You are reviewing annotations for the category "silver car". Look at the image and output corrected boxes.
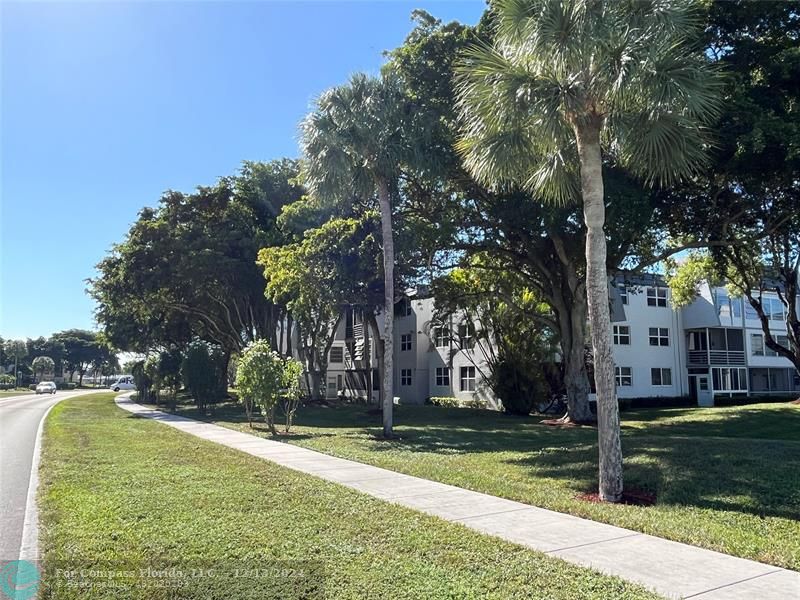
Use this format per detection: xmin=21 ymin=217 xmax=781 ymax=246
xmin=36 ymin=381 xmax=57 ymax=394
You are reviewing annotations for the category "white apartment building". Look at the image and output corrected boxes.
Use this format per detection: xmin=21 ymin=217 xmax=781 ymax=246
xmin=319 ymin=277 xmax=799 ymax=408
xmin=322 ymin=292 xmax=497 ymax=408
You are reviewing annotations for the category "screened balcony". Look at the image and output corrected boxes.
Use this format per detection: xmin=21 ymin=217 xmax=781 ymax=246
xmin=686 ymin=328 xmax=746 ymax=366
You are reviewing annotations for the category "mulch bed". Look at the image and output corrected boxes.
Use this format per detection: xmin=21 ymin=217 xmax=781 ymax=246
xmin=540 ymin=417 xmax=596 ymax=428
xmin=541 ymin=418 xmax=580 ymax=428
xmin=577 ymin=488 xmax=656 ymax=507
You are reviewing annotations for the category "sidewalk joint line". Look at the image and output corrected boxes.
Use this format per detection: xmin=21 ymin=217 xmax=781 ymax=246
xmin=683 ymin=568 xmax=785 ymax=599
xmin=454 ymin=507 xmax=533 ymax=521
xmin=381 ymin=487 xmax=465 ymax=501
xmin=545 ymin=532 xmax=642 ymax=553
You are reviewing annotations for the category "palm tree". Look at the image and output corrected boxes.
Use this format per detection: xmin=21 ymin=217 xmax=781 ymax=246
xmin=301 ymin=74 xmax=416 ymax=438
xmin=456 ymin=0 xmax=721 ymax=501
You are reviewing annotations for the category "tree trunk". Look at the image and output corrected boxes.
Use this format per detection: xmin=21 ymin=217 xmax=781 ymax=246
xmin=286 ymin=312 xmax=294 ymax=358
xmin=310 ymin=368 xmax=325 ymax=401
xmin=366 ymin=311 xmax=384 ymax=407
xmin=377 ymin=178 xmax=394 ymax=438
xmin=575 ymin=120 xmax=623 ymax=503
xmin=563 ymin=346 xmax=592 ymax=421
xmin=553 ymin=290 xmax=594 ymax=422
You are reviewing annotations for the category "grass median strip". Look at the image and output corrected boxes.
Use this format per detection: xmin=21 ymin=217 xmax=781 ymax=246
xmin=39 ymin=393 xmax=661 ymax=599
xmin=167 ymin=399 xmax=800 ymax=571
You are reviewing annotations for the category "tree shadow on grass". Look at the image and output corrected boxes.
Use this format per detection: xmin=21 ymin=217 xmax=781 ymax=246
xmin=507 ymin=433 xmax=800 ymax=521
xmin=152 ymin=400 xmax=800 ymax=521
xmin=620 ymin=403 xmax=800 ymax=442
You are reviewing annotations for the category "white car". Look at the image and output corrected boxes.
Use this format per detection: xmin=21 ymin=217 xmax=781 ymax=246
xmin=109 ymin=376 xmax=135 ymax=392
xmin=36 ymin=381 xmax=57 ymax=394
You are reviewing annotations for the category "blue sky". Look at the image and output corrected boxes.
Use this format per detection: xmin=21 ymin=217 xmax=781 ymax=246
xmin=1 ymin=1 xmax=485 ymax=340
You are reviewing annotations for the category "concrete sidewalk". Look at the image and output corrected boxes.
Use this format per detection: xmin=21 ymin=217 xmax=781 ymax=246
xmin=115 ymin=395 xmax=799 ymax=600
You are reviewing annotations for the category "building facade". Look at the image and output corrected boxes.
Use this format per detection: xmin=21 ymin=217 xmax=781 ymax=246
xmin=321 ymin=295 xmax=497 ymax=408
xmin=318 ymin=279 xmax=799 ymax=407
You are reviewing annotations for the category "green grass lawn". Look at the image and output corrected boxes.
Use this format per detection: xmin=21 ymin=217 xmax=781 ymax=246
xmin=166 ymin=398 xmax=800 ymax=571
xmin=39 ymin=393 xmax=661 ymax=599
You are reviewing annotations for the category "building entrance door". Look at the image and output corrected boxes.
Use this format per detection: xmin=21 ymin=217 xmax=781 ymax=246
xmin=696 ymin=376 xmax=713 ymax=407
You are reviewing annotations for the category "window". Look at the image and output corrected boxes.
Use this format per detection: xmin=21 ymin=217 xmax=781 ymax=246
xmin=615 ymin=367 xmax=632 ymax=387
xmin=435 ymin=367 xmax=450 ymax=387
xmin=647 ymin=287 xmax=668 ymax=307
xmin=460 ymin=366 xmax=476 ymax=391
xmin=751 ymin=334 xmax=764 ymax=356
xmin=765 ymin=334 xmax=789 ymax=357
xmin=329 ymin=347 xmax=344 ymax=363
xmin=400 ymin=333 xmax=412 ymax=352
xmin=731 ymin=297 xmax=742 ymax=319
xmin=618 ymin=284 xmax=628 ymax=305
xmin=712 ymin=367 xmax=748 ymax=392
xmin=401 ymin=369 xmax=412 ymax=386
xmin=458 ymin=322 xmax=476 ymax=349
xmin=767 ymin=297 xmax=785 ymax=321
xmin=395 ymin=299 xmax=412 ymax=317
xmin=716 ymin=290 xmax=731 ymax=319
xmin=433 ymin=326 xmax=450 ymax=348
xmin=648 ymin=327 xmax=669 ymax=347
xmin=651 ymin=368 xmax=672 ymax=386
xmin=744 ymin=301 xmax=758 ymax=320
xmin=613 ymin=325 xmax=630 ymax=345
xmin=746 ymin=297 xmax=786 ymax=321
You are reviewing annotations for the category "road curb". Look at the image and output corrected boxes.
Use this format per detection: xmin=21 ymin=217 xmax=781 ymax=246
xmin=18 ymin=391 xmax=97 ymax=561
xmin=18 ymin=401 xmax=61 ymax=561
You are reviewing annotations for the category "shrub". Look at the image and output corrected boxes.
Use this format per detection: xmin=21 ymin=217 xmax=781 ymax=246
xmin=29 ymin=384 xmax=37 ymax=391
xmin=235 ymin=340 xmax=303 ymax=434
xmin=131 ymin=360 xmax=154 ymax=402
xmin=428 ymin=396 xmax=460 ymax=408
xmin=182 ymin=340 xmax=225 ymax=414
xmin=428 ymin=396 xmax=489 ymax=410
xmin=462 ymin=398 xmax=488 ymax=410
xmin=279 ymin=358 xmax=304 ymax=432
xmin=491 ymin=359 xmax=539 ymax=415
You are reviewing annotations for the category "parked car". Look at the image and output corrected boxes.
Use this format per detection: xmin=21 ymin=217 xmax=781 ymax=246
xmin=36 ymin=381 xmax=57 ymax=395
xmin=109 ymin=376 xmax=135 ymax=392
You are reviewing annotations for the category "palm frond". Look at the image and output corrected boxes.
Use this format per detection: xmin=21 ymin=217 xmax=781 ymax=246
xmin=522 ymin=148 xmax=581 ymax=205
xmin=613 ymin=110 xmax=711 ymax=186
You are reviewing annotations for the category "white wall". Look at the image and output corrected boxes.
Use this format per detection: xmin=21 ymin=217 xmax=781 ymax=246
xmin=611 ymin=285 xmax=685 ymax=398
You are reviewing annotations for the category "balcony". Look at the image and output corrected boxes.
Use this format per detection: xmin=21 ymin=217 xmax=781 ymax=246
xmin=687 ymin=350 xmax=746 ymax=366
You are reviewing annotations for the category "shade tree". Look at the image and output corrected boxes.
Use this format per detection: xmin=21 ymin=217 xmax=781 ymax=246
xmin=258 ymin=213 xmax=384 ymax=401
xmin=89 ymin=160 xmax=305 ymax=357
xmin=385 ymin=10 xmax=670 ymax=425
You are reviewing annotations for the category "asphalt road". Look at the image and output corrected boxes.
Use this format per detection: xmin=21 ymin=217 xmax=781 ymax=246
xmin=0 ymin=390 xmax=95 ymax=562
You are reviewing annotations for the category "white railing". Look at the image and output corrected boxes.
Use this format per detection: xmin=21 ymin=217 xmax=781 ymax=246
xmin=687 ymin=350 xmax=745 ymax=365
